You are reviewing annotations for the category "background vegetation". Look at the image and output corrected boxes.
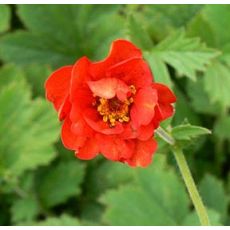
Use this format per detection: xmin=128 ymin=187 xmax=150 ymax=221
xmin=0 ymin=4 xmax=229 ymax=226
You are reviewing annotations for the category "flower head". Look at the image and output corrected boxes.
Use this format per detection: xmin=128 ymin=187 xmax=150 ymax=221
xmin=45 ymin=39 xmax=176 ymax=167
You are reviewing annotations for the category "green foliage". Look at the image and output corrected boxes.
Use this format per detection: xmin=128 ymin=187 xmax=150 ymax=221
xmin=0 ymin=66 xmax=59 ymax=180
xmin=0 ymin=5 xmax=125 ymax=67
xmin=0 ymin=4 xmax=229 ymax=227
xmin=100 ymin=155 xmax=191 ymax=226
xmin=199 ymin=174 xmax=229 ymax=223
xmin=0 ymin=5 xmax=10 ymax=33
xmin=172 ymin=123 xmax=211 ymax=141
xmin=23 ymin=214 xmax=81 ymax=226
xmin=183 ymin=209 xmax=221 ymax=226
xmin=37 ymin=160 xmax=85 ymax=208
xmin=203 ymin=62 xmax=230 ymax=109
xmin=153 ymin=31 xmax=219 ymax=80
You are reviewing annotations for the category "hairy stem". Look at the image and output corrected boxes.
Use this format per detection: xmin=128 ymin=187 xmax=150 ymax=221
xmin=156 ymin=127 xmax=210 ymax=226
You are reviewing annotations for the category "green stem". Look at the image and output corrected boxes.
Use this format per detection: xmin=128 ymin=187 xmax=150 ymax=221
xmin=156 ymin=127 xmax=210 ymax=226
xmin=173 ymin=146 xmax=210 ymax=226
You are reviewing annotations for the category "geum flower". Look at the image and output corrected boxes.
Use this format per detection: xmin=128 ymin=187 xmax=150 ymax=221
xmin=45 ymin=40 xmax=176 ymax=167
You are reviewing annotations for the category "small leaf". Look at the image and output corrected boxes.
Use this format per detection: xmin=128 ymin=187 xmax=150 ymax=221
xmin=0 ymin=5 xmax=10 ymax=33
xmin=37 ymin=160 xmax=85 ymax=208
xmin=172 ymin=123 xmax=211 ymax=141
xmin=154 ymin=31 xmax=219 ymax=80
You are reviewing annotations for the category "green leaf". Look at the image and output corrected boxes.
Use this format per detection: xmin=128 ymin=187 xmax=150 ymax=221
xmin=183 ymin=209 xmax=222 ymax=226
xmin=187 ymin=13 xmax=216 ymax=47
xmin=0 ymin=5 xmax=125 ymax=67
xmin=24 ymin=64 xmax=52 ymax=97
xmin=127 ymin=15 xmax=153 ymax=50
xmin=11 ymin=196 xmax=39 ymax=224
xmin=0 ymin=5 xmax=10 ymax=33
xmin=22 ymin=214 xmax=81 ymax=226
xmin=186 ymin=77 xmax=222 ymax=115
xmin=199 ymin=174 xmax=229 ymax=223
xmin=100 ymin=155 xmax=190 ymax=226
xmin=172 ymin=123 xmax=211 ymax=141
xmin=144 ymin=52 xmax=172 ymax=88
xmin=203 ymin=62 xmax=230 ymax=109
xmin=214 ymin=116 xmax=230 ymax=140
xmin=154 ymin=31 xmax=219 ymax=80
xmin=0 ymin=66 xmax=59 ymax=180
xmin=37 ymin=160 xmax=85 ymax=208
xmin=202 ymin=5 xmax=230 ymax=48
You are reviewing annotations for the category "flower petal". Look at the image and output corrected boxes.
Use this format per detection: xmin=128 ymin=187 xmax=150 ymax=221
xmin=84 ymin=109 xmax=124 ymax=135
xmin=131 ymin=87 xmax=158 ymax=127
xmin=61 ymin=117 xmax=86 ymax=150
xmin=127 ymin=138 xmax=157 ymax=167
xmin=152 ymin=83 xmax=176 ymax=120
xmin=45 ymin=66 xmax=72 ymax=117
xmin=107 ymin=58 xmax=153 ymax=89
xmin=90 ymin=39 xmax=142 ymax=80
xmin=70 ymin=56 xmax=91 ymax=101
xmin=152 ymin=83 xmax=176 ymax=104
xmin=87 ymin=78 xmax=130 ymax=101
xmin=97 ymin=134 xmax=134 ymax=161
xmin=76 ymin=138 xmax=99 ymax=160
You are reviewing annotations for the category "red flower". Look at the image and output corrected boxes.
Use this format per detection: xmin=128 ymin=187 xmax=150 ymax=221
xmin=45 ymin=40 xmax=176 ymax=167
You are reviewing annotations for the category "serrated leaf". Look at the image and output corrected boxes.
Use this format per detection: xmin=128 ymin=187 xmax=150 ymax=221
xmin=37 ymin=160 xmax=85 ymax=208
xmin=100 ymin=155 xmax=190 ymax=226
xmin=144 ymin=52 xmax=172 ymax=88
xmin=0 ymin=5 xmax=125 ymax=67
xmin=214 ymin=116 xmax=230 ymax=140
xmin=0 ymin=66 xmax=59 ymax=179
xmin=203 ymin=61 xmax=230 ymax=109
xmin=172 ymin=123 xmax=211 ymax=141
xmin=183 ymin=209 xmax=222 ymax=226
xmin=127 ymin=15 xmax=153 ymax=50
xmin=199 ymin=174 xmax=229 ymax=223
xmin=0 ymin=5 xmax=10 ymax=33
xmin=154 ymin=31 xmax=219 ymax=80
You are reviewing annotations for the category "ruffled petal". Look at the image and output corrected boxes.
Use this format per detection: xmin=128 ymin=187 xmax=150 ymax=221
xmin=70 ymin=56 xmax=91 ymax=101
xmin=152 ymin=83 xmax=176 ymax=104
xmin=45 ymin=66 xmax=72 ymax=118
xmin=127 ymin=138 xmax=157 ymax=167
xmin=87 ymin=78 xmax=130 ymax=101
xmin=130 ymin=87 xmax=158 ymax=127
xmin=97 ymin=134 xmax=134 ymax=161
xmin=90 ymin=39 xmax=142 ymax=80
xmin=76 ymin=138 xmax=99 ymax=160
xmin=152 ymin=83 xmax=176 ymax=120
xmin=84 ymin=109 xmax=124 ymax=135
xmin=107 ymin=58 xmax=153 ymax=89
xmin=61 ymin=117 xmax=86 ymax=150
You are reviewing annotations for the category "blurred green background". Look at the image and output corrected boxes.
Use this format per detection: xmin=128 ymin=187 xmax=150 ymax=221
xmin=0 ymin=4 xmax=230 ymax=226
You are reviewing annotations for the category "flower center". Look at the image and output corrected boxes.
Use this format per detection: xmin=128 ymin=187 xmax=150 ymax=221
xmin=96 ymin=85 xmax=136 ymax=127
